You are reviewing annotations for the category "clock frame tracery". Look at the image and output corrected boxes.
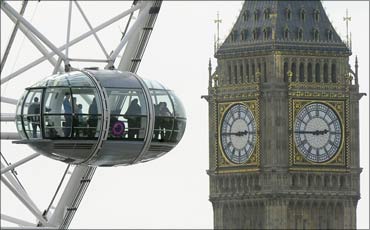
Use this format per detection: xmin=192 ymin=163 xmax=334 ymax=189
xmin=289 ymin=98 xmax=349 ymax=170
xmin=217 ymin=100 xmax=260 ymax=172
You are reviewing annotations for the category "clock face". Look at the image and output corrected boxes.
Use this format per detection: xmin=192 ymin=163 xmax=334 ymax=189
xmin=220 ymin=104 xmax=257 ymax=164
xmin=294 ymin=102 xmax=342 ymax=163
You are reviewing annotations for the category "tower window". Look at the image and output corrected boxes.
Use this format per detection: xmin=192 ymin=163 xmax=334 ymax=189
xmin=286 ymin=8 xmax=292 ymax=20
xmin=264 ymin=9 xmax=270 ymax=20
xmin=243 ymin=11 xmax=249 ymax=21
xmin=298 ymin=28 xmax=303 ymax=40
xmin=291 ymin=62 xmax=297 ymax=82
xmin=254 ymin=10 xmax=259 ymax=21
xmin=328 ymin=30 xmax=333 ymax=41
xmin=331 ymin=63 xmax=337 ymax=83
xmin=299 ymin=63 xmax=304 ymax=82
xmin=241 ymin=29 xmax=248 ymax=41
xmin=253 ymin=29 xmax=258 ymax=40
xmin=308 ymin=63 xmax=313 ymax=82
xmin=300 ymin=9 xmax=306 ymax=21
xmin=315 ymin=63 xmax=321 ymax=82
xmin=234 ymin=65 xmax=238 ymax=83
xmin=314 ymin=9 xmax=320 ymax=22
xmin=283 ymin=62 xmax=288 ymax=82
xmin=284 ymin=28 xmax=290 ymax=39
xmin=228 ymin=65 xmax=232 ymax=84
xmin=323 ymin=63 xmax=329 ymax=82
xmin=231 ymin=30 xmax=238 ymax=42
xmin=263 ymin=28 xmax=269 ymax=40
xmin=313 ymin=29 xmax=320 ymax=41
xmin=240 ymin=64 xmax=244 ymax=82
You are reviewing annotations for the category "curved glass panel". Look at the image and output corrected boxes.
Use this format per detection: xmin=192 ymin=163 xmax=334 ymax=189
xmin=106 ymin=88 xmax=147 ymax=141
xmin=30 ymin=77 xmax=49 ymax=87
xmin=143 ymin=79 xmax=168 ymax=90
xmin=16 ymin=91 xmax=27 ymax=139
xmin=46 ymin=74 xmax=69 ymax=87
xmin=93 ymin=70 xmax=142 ymax=89
xmin=22 ymin=89 xmax=42 ymax=139
xmin=168 ymin=91 xmax=186 ymax=118
xmin=150 ymin=90 xmax=175 ymax=142
xmin=43 ymin=87 xmax=102 ymax=139
xmin=66 ymin=72 xmax=95 ymax=87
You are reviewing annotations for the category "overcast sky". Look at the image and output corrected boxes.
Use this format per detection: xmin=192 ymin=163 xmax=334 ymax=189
xmin=1 ymin=1 xmax=368 ymax=229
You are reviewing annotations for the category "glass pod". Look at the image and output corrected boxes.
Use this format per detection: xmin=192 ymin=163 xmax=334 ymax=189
xmin=15 ymin=70 xmax=186 ymax=166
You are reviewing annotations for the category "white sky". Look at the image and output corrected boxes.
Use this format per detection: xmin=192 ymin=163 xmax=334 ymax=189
xmin=1 ymin=1 xmax=368 ymax=229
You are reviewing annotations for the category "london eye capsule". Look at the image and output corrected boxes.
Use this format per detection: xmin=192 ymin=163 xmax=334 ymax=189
xmin=14 ymin=70 xmax=186 ymax=166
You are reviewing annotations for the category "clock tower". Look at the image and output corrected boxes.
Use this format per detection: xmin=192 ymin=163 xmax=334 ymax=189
xmin=205 ymin=1 xmax=364 ymax=229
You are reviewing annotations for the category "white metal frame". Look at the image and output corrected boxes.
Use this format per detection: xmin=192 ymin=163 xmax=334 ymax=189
xmin=1 ymin=1 xmax=162 ymax=228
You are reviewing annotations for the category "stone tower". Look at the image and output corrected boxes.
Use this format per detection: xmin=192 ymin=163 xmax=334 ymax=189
xmin=205 ymin=1 xmax=364 ymax=229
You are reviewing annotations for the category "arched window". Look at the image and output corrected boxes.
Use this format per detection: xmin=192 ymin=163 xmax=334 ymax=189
xmin=253 ymin=29 xmax=258 ymax=40
xmin=307 ymin=63 xmax=313 ymax=82
xmin=228 ymin=65 xmax=232 ymax=84
xmin=283 ymin=62 xmax=289 ymax=82
xmin=328 ymin=30 xmax=333 ymax=41
xmin=243 ymin=11 xmax=249 ymax=21
xmin=246 ymin=63 xmax=250 ymax=82
xmin=314 ymin=29 xmax=320 ymax=41
xmin=252 ymin=63 xmax=256 ymax=81
xmin=331 ymin=63 xmax=337 ymax=83
xmin=298 ymin=28 xmax=304 ymax=41
xmin=284 ymin=28 xmax=290 ymax=39
xmin=263 ymin=28 xmax=269 ymax=40
xmin=240 ymin=64 xmax=244 ymax=83
xmin=300 ymin=9 xmax=306 ymax=21
xmin=264 ymin=9 xmax=270 ymax=20
xmin=315 ymin=63 xmax=321 ymax=82
xmin=263 ymin=62 xmax=267 ymax=82
xmin=292 ymin=62 xmax=297 ymax=82
xmin=241 ymin=29 xmax=248 ymax=41
xmin=231 ymin=30 xmax=238 ymax=42
xmin=299 ymin=63 xmax=305 ymax=82
xmin=314 ymin=9 xmax=320 ymax=22
xmin=254 ymin=10 xmax=259 ymax=21
xmin=234 ymin=65 xmax=238 ymax=83
xmin=323 ymin=63 xmax=329 ymax=82
xmin=286 ymin=8 xmax=292 ymax=20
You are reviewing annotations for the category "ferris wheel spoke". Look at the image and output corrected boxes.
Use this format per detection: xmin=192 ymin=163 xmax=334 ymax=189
xmin=73 ymin=1 xmax=109 ymax=59
xmin=1 ymin=1 xmax=146 ymax=85
xmin=0 ymin=0 xmax=28 ymax=74
xmin=1 ymin=153 xmax=41 ymax=175
xmin=65 ymin=1 xmax=72 ymax=61
xmin=1 ymin=175 xmax=48 ymax=226
xmin=1 ymin=1 xmax=69 ymax=66
xmin=1 ymin=213 xmax=36 ymax=227
xmin=3 ymin=9 xmax=63 ymax=73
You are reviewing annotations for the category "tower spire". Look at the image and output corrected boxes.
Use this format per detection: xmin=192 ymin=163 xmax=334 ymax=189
xmin=214 ymin=11 xmax=222 ymax=51
xmin=343 ymin=8 xmax=351 ymax=48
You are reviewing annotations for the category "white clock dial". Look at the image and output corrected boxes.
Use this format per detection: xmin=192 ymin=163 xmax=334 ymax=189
xmin=220 ymin=104 xmax=257 ymax=164
xmin=294 ymin=102 xmax=342 ymax=163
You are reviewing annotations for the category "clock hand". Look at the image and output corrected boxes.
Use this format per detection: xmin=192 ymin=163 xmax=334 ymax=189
xmin=221 ymin=130 xmax=255 ymax=136
xmin=295 ymin=129 xmax=329 ymax=136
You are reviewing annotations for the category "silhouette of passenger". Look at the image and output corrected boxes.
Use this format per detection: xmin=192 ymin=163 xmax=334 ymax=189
xmin=125 ymin=99 xmax=141 ymax=139
xmin=87 ymin=97 xmax=98 ymax=138
xmin=158 ymin=102 xmax=172 ymax=141
xmin=27 ymin=97 xmax=40 ymax=138
xmin=72 ymin=99 xmax=83 ymax=137
xmin=63 ymin=92 xmax=72 ymax=137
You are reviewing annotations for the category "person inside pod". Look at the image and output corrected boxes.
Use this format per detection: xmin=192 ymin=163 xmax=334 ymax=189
xmin=125 ymin=98 xmax=141 ymax=139
xmin=27 ymin=97 xmax=41 ymax=138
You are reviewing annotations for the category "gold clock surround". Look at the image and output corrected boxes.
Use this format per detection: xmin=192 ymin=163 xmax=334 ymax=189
xmin=217 ymin=100 xmax=260 ymax=173
xmin=289 ymin=98 xmax=349 ymax=171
